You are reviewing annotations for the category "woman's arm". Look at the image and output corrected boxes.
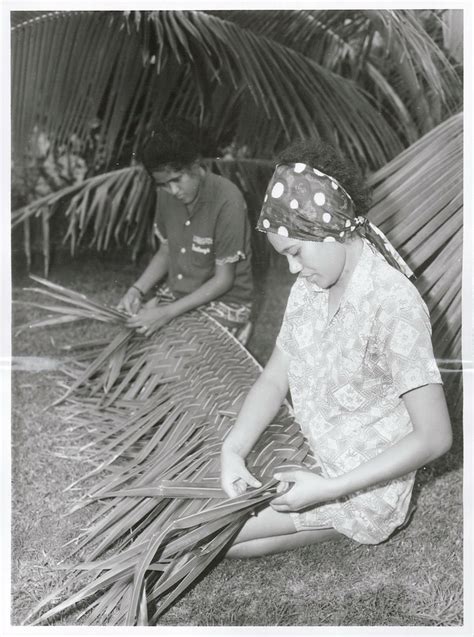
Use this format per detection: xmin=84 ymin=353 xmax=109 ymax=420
xmin=221 ymin=346 xmax=290 ymax=497
xmin=271 ymin=383 xmax=452 ymax=512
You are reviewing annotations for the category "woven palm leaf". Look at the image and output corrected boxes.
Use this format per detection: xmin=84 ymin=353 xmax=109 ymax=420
xmin=21 ymin=277 xmax=317 ymax=626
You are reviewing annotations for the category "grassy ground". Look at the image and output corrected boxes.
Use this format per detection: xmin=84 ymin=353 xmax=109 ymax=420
xmin=10 ymin=248 xmax=463 ymax=627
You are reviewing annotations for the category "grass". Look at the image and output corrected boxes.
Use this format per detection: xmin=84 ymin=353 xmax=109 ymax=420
xmin=10 ymin=247 xmax=463 ymax=627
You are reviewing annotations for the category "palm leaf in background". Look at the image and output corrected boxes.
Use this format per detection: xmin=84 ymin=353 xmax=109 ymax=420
xmin=11 ymin=158 xmax=275 ymax=268
xmin=19 ymin=278 xmax=317 ymax=626
xmin=11 ymin=10 xmax=461 ymax=173
xmin=11 ymin=9 xmax=463 ymax=291
xmin=368 ymin=112 xmax=463 ymax=410
xmin=213 ymin=9 xmax=461 ymax=143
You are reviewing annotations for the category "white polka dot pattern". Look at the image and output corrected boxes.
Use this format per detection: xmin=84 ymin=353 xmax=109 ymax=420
xmin=257 ymin=162 xmax=414 ymax=279
xmin=271 ymin=182 xmax=284 ymax=198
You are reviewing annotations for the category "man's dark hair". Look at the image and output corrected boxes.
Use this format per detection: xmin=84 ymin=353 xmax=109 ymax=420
xmin=140 ymin=118 xmax=201 ymax=174
xmin=276 ymin=140 xmax=372 ymax=215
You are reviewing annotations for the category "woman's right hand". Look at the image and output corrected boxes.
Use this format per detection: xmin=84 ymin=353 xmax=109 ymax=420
xmin=117 ymin=287 xmax=143 ymax=315
xmin=220 ymin=448 xmax=262 ymax=498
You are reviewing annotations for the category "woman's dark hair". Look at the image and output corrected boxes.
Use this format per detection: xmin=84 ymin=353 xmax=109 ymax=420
xmin=140 ymin=118 xmax=201 ymax=174
xmin=276 ymin=140 xmax=372 ymax=215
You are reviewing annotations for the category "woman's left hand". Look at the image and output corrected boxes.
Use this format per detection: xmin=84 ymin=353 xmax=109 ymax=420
xmin=126 ymin=305 xmax=175 ymax=336
xmin=270 ymin=469 xmax=340 ymax=512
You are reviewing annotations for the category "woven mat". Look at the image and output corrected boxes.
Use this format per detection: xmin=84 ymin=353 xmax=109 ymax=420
xmin=27 ymin=309 xmax=317 ymax=625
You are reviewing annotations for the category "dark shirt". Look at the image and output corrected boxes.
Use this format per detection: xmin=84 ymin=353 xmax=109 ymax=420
xmin=154 ymin=170 xmax=253 ymax=306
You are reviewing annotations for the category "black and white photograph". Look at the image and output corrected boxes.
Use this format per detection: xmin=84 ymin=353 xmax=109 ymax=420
xmin=3 ymin=2 xmax=472 ymax=633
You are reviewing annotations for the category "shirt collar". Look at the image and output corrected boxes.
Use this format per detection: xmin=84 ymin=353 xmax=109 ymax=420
xmin=342 ymin=239 xmax=377 ymax=309
xmin=188 ymin=168 xmax=211 ymax=213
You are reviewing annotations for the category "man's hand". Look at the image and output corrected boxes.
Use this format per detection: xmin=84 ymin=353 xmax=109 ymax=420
xmin=221 ymin=449 xmax=262 ymax=498
xmin=270 ymin=469 xmax=340 ymax=512
xmin=126 ymin=304 xmax=175 ymax=337
xmin=117 ymin=287 xmax=143 ymax=315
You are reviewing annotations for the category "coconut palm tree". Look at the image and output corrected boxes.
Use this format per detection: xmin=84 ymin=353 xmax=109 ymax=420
xmin=10 ymin=9 xmax=461 ymax=247
xmin=11 ymin=9 xmax=461 ymax=168
xmin=11 ymin=9 xmax=463 ymax=402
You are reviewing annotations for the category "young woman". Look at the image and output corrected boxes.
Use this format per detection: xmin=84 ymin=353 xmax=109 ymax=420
xmin=220 ymin=142 xmax=452 ymax=558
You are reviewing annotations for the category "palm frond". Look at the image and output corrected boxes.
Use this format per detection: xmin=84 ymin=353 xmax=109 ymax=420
xmin=21 ymin=279 xmax=318 ymax=625
xmin=11 ymin=8 xmax=463 ymax=284
xmin=12 ymin=9 xmax=411 ymax=176
xmin=212 ymin=9 xmax=461 ymax=142
xmin=12 ymin=158 xmax=275 ymax=268
xmin=442 ymin=9 xmax=463 ymax=62
xmin=368 ymin=111 xmax=463 ymax=409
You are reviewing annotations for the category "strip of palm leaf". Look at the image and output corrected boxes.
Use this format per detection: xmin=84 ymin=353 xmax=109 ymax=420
xmin=21 ymin=278 xmax=317 ymax=626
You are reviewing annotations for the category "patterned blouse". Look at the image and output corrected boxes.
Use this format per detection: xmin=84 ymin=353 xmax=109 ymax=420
xmin=276 ymin=240 xmax=442 ymax=544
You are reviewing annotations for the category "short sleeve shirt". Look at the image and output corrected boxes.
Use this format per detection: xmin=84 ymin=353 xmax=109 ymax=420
xmin=153 ymin=171 xmax=253 ymax=306
xmin=277 ymin=240 xmax=442 ymax=544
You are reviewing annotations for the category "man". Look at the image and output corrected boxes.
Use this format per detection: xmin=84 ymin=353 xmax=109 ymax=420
xmin=118 ymin=119 xmax=253 ymax=344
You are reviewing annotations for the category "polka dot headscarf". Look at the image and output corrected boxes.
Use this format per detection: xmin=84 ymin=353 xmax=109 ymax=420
xmin=257 ymin=162 xmax=414 ymax=279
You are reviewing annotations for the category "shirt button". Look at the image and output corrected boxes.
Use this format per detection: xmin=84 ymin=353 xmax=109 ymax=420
xmin=180 ymin=247 xmax=186 ymax=254
xmin=184 ymin=220 xmax=191 ymax=226
xmin=177 ymin=274 xmax=183 ymax=280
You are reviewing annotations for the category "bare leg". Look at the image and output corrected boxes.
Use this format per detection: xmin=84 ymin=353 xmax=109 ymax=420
xmin=226 ymin=505 xmax=340 ymax=559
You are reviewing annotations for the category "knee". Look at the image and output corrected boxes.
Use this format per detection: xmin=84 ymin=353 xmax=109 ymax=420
xmin=225 ymin=543 xmax=252 ymax=559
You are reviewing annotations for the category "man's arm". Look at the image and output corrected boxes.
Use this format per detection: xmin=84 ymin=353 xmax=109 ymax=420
xmin=127 ymin=261 xmax=236 ymax=336
xmin=118 ymin=243 xmax=170 ymax=314
xmin=167 ymin=261 xmax=235 ymax=315
xmin=134 ymin=243 xmax=170 ymax=294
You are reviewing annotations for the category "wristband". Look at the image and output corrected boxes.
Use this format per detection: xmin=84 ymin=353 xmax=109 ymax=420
xmin=131 ymin=284 xmax=144 ymax=298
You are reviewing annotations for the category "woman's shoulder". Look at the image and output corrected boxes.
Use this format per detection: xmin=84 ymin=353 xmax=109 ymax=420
xmin=369 ymin=249 xmax=427 ymax=312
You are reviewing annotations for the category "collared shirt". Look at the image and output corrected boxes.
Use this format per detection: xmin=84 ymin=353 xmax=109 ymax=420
xmin=153 ymin=170 xmax=253 ymax=306
xmin=277 ymin=240 xmax=442 ymax=544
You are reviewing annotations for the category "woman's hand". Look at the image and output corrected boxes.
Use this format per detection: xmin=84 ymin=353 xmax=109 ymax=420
xmin=126 ymin=304 xmax=175 ymax=336
xmin=270 ymin=469 xmax=340 ymax=512
xmin=220 ymin=449 xmax=262 ymax=498
xmin=117 ymin=287 xmax=143 ymax=315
